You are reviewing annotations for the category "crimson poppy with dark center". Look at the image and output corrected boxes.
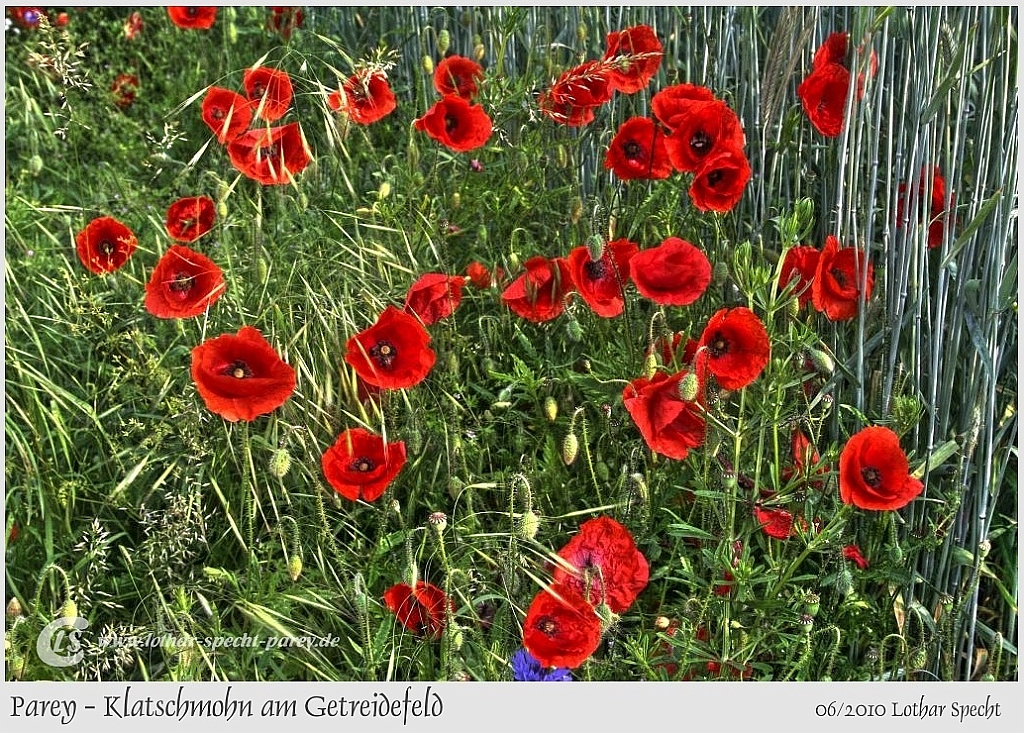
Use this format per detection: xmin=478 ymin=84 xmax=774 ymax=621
xmin=244 ymin=66 xmax=294 ymax=122
xmin=383 ymin=581 xmax=452 ymax=640
xmin=227 ymin=122 xmax=312 ymax=185
xmin=695 ymin=307 xmax=770 ymax=390
xmin=552 ymin=516 xmax=649 ymax=614
xmin=345 ymin=305 xmax=436 ymax=390
xmin=538 ymin=61 xmax=613 ymax=127
xmin=796 ymin=62 xmax=851 ymax=138
xmin=414 ymin=94 xmax=492 ymax=153
xmin=500 ymin=256 xmax=575 ymax=323
xmin=622 ymin=370 xmax=706 ymax=460
xmin=167 ymin=6 xmax=217 ymax=30
xmin=629 ymin=236 xmax=711 ymax=306
xmin=663 ymin=100 xmax=745 ymax=174
xmin=434 ymin=55 xmax=485 ymax=100
xmin=811 ymin=235 xmax=874 ymax=321
xmin=688 ymin=148 xmax=752 ymax=213
xmin=190 ymin=326 xmax=296 ymax=422
xmin=403 ymin=273 xmax=466 ymax=325
xmin=321 ymin=427 xmax=407 ymax=502
xmin=522 ymin=581 xmax=602 ymax=669
xmin=144 ymin=244 xmax=225 ymax=319
xmin=778 ymin=245 xmax=821 ymax=309
xmin=328 ymin=70 xmax=397 ymax=125
xmin=604 ymin=116 xmax=672 ymax=180
xmin=602 ymin=24 xmax=663 ymax=94
xmin=75 ymin=216 xmax=138 ymax=274
xmin=165 ymin=195 xmax=216 ymax=242
xmin=839 ymin=426 xmax=924 ymax=511
xmin=897 ymin=165 xmax=955 ymax=249
xmin=566 ymin=239 xmax=638 ymax=317
xmin=201 ymin=87 xmax=253 ymax=144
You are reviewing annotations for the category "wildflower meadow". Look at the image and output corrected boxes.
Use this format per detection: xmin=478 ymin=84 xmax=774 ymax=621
xmin=3 ymin=6 xmax=1018 ymax=686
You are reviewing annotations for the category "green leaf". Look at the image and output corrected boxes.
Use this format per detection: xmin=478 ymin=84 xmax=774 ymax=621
xmin=940 ymin=188 xmax=1005 ymax=270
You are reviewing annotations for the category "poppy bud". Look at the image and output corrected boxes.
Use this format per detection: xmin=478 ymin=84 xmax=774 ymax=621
xmin=562 ymin=432 xmax=579 ymax=465
xmin=287 ymin=554 xmax=302 ymax=581
xmin=228 ymin=22 xmax=238 ymax=45
xmin=558 ymin=145 xmax=571 ymax=170
xmin=268 ymin=448 xmax=292 ymax=479
xmin=422 ymin=55 xmax=434 ymax=75
xmin=448 ymin=625 xmax=463 ymax=650
xmin=570 ymin=195 xmax=584 ymax=223
xmin=712 ymin=260 xmax=730 ymax=287
xmin=515 ymin=510 xmax=540 ymax=541
xmin=804 ymin=347 xmax=835 ymax=377
xmin=378 ymin=181 xmax=391 ymax=200
xmin=60 ymin=599 xmax=78 ymax=630
xmin=257 ymin=257 xmax=269 ymax=283
xmin=586 ymin=234 xmax=605 ymax=262
xmin=566 ymin=317 xmax=583 ymax=342
xmin=786 ymin=296 xmax=800 ymax=320
xmin=642 ymin=353 xmax=658 ymax=380
xmin=6 ymin=597 xmax=23 ymax=619
xmin=473 ymin=43 xmax=486 ymax=62
xmin=448 ymin=476 xmax=464 ymax=500
xmin=678 ymin=372 xmax=700 ymax=401
xmin=508 ymin=251 xmax=520 ymax=269
xmin=451 ymin=191 xmax=460 ymax=209
xmin=595 ymin=602 xmax=618 ymax=632
xmin=629 ymin=473 xmax=649 ymax=503
xmin=889 ymin=545 xmax=904 ymax=564
xmin=436 ymin=29 xmax=450 ymax=56
xmin=543 ymin=396 xmax=558 ymax=422
xmin=909 ymin=646 xmax=928 ymax=668
xmin=595 ymin=460 xmax=610 ymax=482
xmin=28 ymin=155 xmax=43 ymax=175
xmin=407 ymin=426 xmax=423 ymax=455
xmin=576 ymin=22 xmax=588 ymax=42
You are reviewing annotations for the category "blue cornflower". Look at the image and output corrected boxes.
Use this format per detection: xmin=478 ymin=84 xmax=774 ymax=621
xmin=511 ymin=648 xmax=572 ymax=681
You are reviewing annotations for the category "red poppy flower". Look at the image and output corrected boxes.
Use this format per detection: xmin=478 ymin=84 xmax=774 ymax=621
xmin=813 ymin=31 xmax=878 ymax=80
xmin=522 ymin=581 xmax=602 ymax=669
xmin=796 ymin=63 xmax=851 ymax=138
xmin=755 ymin=506 xmax=795 ymax=539
xmin=604 ymin=116 xmax=672 ymax=180
xmin=689 ymin=148 xmax=752 ymax=213
xmin=778 ymin=245 xmax=821 ymax=308
xmin=403 ymin=273 xmax=466 ymax=326
xmin=695 ymin=307 xmax=771 ymax=391
xmin=843 ymin=544 xmax=870 ymax=570
xmin=123 ymin=11 xmax=144 ymax=40
xmin=267 ymin=6 xmax=303 ymax=39
xmin=552 ymin=516 xmax=649 ymax=614
xmin=500 ymin=256 xmax=575 ymax=323
xmin=328 ymin=70 xmax=397 ymax=125
xmin=322 ymin=427 xmax=407 ymax=502
xmin=110 ymin=73 xmax=139 ymax=109
xmin=244 ymin=66 xmax=294 ymax=123
xmin=663 ymin=100 xmax=745 ymax=174
xmin=651 ymin=83 xmax=716 ymax=130
xmin=602 ymin=24 xmax=663 ymax=94
xmin=190 ymin=326 xmax=296 ymax=422
xmin=165 ymin=195 xmax=215 ymax=242
xmin=465 ymin=261 xmax=501 ymax=289
xmin=414 ymin=95 xmax=492 ymax=153
xmin=227 ymin=122 xmax=312 ymax=186
xmin=784 ymin=427 xmax=828 ymax=490
xmin=383 ymin=581 xmax=452 ymax=640
xmin=434 ymin=55 xmax=485 ymax=100
xmin=897 ymin=166 xmax=954 ymax=249
xmin=75 ymin=216 xmax=138 ymax=274
xmin=567 ymin=239 xmax=638 ymax=318
xmin=811 ymin=235 xmax=874 ymax=321
xmin=622 ymin=370 xmax=706 ymax=461
xmin=839 ymin=426 xmax=924 ymax=511
xmin=144 ymin=245 xmax=225 ymax=319
xmin=629 ymin=236 xmax=711 ymax=307
xmin=201 ymin=86 xmax=253 ymax=144
xmin=345 ymin=305 xmax=436 ymax=390
xmin=538 ymin=61 xmax=613 ymax=127
xmin=167 ymin=7 xmax=216 ymax=30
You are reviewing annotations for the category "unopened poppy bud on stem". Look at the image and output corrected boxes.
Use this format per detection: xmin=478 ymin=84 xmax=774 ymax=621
xmin=515 ymin=510 xmax=540 ymax=541
xmin=804 ymin=347 xmax=834 ymax=377
xmin=269 ymin=448 xmax=292 ymax=479
xmin=562 ymin=432 xmax=579 ymax=466
xmin=543 ymin=396 xmax=558 ymax=422
xmin=642 ymin=353 xmax=658 ymax=380
xmin=436 ymin=29 xmax=450 ymax=56
xmin=586 ymin=234 xmax=605 ymax=261
xmin=421 ymin=55 xmax=434 ymax=75
xmin=678 ymin=371 xmax=700 ymax=401
xmin=60 ymin=599 xmax=78 ymax=629
xmin=287 ymin=554 xmax=303 ymax=581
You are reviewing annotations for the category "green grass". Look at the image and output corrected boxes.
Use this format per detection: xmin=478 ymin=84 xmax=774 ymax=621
xmin=3 ymin=6 xmax=1017 ymax=682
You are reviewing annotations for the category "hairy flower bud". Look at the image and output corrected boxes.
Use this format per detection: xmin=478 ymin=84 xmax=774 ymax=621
xmin=515 ymin=510 xmax=540 ymax=541
xmin=543 ymin=396 xmax=558 ymax=422
xmin=586 ymin=234 xmax=605 ymax=262
xmin=268 ymin=448 xmax=292 ymax=479
xmin=436 ymin=29 xmax=451 ymax=56
xmin=804 ymin=347 xmax=835 ymax=377
xmin=287 ymin=554 xmax=303 ymax=582
xmin=678 ymin=372 xmax=700 ymax=401
xmin=562 ymin=433 xmax=579 ymax=466
xmin=60 ymin=599 xmax=78 ymax=629
xmin=422 ymin=55 xmax=434 ymax=75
